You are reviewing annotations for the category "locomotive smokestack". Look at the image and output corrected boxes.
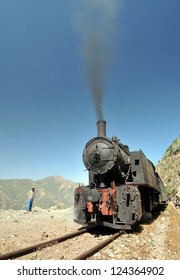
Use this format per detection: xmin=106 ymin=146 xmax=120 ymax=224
xmin=97 ymin=120 xmax=106 ymax=137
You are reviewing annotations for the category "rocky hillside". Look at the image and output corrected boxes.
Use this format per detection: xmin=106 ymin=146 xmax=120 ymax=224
xmin=0 ymin=176 xmax=78 ymax=210
xmin=156 ymin=135 xmax=180 ymax=198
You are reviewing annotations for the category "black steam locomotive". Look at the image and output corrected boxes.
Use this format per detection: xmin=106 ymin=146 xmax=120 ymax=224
xmin=74 ymin=120 xmax=167 ymax=230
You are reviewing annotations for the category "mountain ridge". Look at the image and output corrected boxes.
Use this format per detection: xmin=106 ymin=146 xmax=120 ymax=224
xmin=0 ymin=175 xmax=78 ymax=210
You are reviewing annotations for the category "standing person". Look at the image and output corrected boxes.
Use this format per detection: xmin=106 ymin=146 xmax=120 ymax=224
xmin=27 ymin=187 xmax=35 ymax=212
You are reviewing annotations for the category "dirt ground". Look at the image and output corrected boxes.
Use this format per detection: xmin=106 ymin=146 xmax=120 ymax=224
xmin=0 ymin=203 xmax=179 ymax=260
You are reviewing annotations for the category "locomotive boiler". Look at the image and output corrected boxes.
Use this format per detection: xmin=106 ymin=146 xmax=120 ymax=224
xmin=74 ymin=120 xmax=167 ymax=230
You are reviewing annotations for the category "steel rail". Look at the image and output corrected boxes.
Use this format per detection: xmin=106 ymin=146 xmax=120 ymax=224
xmin=0 ymin=228 xmax=87 ymax=260
xmin=73 ymin=231 xmax=122 ymax=260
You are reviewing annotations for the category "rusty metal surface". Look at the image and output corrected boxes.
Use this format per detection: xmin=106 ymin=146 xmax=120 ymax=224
xmin=73 ymin=231 xmax=122 ymax=260
xmin=0 ymin=228 xmax=87 ymax=260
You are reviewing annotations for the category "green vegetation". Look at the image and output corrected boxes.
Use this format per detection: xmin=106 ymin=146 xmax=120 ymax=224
xmin=165 ymin=135 xmax=180 ymax=157
xmin=156 ymin=135 xmax=180 ymax=197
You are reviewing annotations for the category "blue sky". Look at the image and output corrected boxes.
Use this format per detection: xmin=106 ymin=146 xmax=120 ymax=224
xmin=0 ymin=0 xmax=179 ymax=184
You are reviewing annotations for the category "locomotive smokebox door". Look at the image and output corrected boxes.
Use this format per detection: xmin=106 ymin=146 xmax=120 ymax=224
xmin=83 ymin=138 xmax=118 ymax=175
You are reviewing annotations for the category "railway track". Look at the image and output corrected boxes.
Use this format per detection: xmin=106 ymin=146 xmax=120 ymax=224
xmin=0 ymin=228 xmax=87 ymax=260
xmin=0 ymin=228 xmax=122 ymax=260
xmin=74 ymin=231 xmax=122 ymax=260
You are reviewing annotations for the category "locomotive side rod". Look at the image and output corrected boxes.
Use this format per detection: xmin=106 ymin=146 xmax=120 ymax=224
xmin=73 ymin=231 xmax=122 ymax=260
xmin=0 ymin=228 xmax=87 ymax=260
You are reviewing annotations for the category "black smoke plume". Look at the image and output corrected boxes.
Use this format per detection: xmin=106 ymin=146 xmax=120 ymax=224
xmin=74 ymin=0 xmax=119 ymax=120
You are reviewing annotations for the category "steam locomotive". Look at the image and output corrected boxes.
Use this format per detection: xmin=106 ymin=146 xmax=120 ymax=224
xmin=74 ymin=120 xmax=167 ymax=230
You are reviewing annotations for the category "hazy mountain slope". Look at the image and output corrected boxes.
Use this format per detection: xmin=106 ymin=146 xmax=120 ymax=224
xmin=0 ymin=176 xmax=78 ymax=210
